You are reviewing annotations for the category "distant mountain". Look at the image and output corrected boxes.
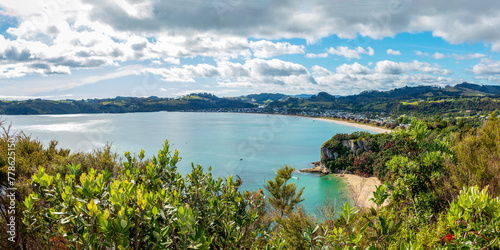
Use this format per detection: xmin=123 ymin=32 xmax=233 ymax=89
xmin=267 ymin=82 xmax=500 ymax=116
xmin=2 ymin=82 xmax=500 ymax=116
xmin=309 ymin=92 xmax=336 ymax=102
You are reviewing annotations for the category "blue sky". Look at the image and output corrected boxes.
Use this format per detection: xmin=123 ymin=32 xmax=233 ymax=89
xmin=1 ymin=0 xmax=500 ymax=100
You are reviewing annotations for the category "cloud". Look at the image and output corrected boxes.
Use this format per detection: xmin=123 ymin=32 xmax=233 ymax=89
xmin=305 ymin=53 xmax=328 ymax=58
xmin=416 ymin=50 xmax=486 ymax=61
xmin=386 ymin=49 xmax=401 ymax=55
xmin=311 ymin=65 xmax=333 ymax=76
xmin=449 ymin=53 xmax=486 ymax=60
xmin=471 ymin=58 xmax=500 ymax=83
xmin=327 ymin=46 xmax=374 ymax=59
xmin=0 ymin=0 xmax=497 ymax=97
xmin=375 ymin=60 xmax=452 ymax=75
xmin=145 ymin=58 xmax=316 ymax=86
xmin=336 ymin=62 xmax=371 ymax=75
xmin=312 ymin=62 xmax=458 ymax=96
xmin=432 ymin=52 xmax=445 ymax=59
xmin=375 ymin=60 xmax=404 ymax=74
xmin=471 ymin=58 xmax=500 ymax=76
xmin=3 ymin=0 xmax=500 ymax=51
xmin=415 ymin=50 xmax=429 ymax=57
xmin=250 ymin=40 xmax=305 ymax=58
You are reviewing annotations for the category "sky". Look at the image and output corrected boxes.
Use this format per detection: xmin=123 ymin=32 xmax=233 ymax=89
xmin=1 ymin=0 xmax=500 ymax=100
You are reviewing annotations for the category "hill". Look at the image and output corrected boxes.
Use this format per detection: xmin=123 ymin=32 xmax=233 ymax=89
xmin=267 ymin=82 xmax=500 ymax=117
xmin=1 ymin=82 xmax=500 ymax=116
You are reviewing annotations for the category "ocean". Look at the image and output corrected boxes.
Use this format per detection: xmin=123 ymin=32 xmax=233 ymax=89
xmin=4 ymin=112 xmax=375 ymax=215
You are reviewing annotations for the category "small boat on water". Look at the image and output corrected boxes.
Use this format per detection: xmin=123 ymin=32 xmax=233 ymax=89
xmin=292 ymin=176 xmax=299 ymax=180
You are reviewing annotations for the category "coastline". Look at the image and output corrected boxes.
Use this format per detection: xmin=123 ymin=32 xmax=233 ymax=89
xmin=334 ymin=173 xmax=381 ymax=208
xmin=293 ymin=115 xmax=389 ymax=208
xmin=312 ymin=117 xmax=392 ymax=134
xmin=298 ymin=166 xmax=382 ymax=208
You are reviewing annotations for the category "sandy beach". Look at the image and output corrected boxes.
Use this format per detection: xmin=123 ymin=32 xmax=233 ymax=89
xmin=334 ymin=173 xmax=382 ymax=208
xmin=313 ymin=117 xmax=392 ymax=134
xmin=290 ymin=114 xmax=389 ymax=208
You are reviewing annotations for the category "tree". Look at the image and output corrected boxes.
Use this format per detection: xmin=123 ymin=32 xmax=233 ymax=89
xmin=450 ymin=114 xmax=500 ymax=195
xmin=265 ymin=165 xmax=304 ymax=217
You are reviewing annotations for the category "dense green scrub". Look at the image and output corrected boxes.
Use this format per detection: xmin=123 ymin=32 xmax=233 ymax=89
xmin=1 ymin=115 xmax=500 ymax=249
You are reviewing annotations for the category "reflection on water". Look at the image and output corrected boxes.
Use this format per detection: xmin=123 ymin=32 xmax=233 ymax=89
xmin=4 ymin=112 xmax=372 ymax=214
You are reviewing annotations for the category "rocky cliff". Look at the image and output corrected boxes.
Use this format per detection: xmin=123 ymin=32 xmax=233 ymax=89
xmin=341 ymin=139 xmax=369 ymax=154
xmin=320 ymin=139 xmax=369 ymax=171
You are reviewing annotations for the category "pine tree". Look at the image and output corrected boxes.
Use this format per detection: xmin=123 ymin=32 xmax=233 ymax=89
xmin=265 ymin=165 xmax=304 ymax=217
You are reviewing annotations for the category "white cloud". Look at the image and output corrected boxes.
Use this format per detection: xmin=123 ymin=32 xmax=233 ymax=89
xmin=0 ymin=0 xmax=498 ymax=97
xmin=386 ymin=49 xmax=401 ymax=56
xmin=432 ymin=52 xmax=445 ymax=59
xmin=327 ymin=46 xmax=374 ymax=59
xmin=471 ymin=58 xmax=500 ymax=76
xmin=336 ymin=62 xmax=371 ymax=75
xmin=449 ymin=53 xmax=486 ymax=60
xmin=375 ymin=60 xmax=452 ymax=75
xmin=415 ymin=51 xmax=429 ymax=57
xmin=250 ymin=40 xmax=305 ymax=58
xmin=416 ymin=50 xmax=486 ymax=61
xmin=313 ymin=66 xmax=458 ymax=96
xmin=311 ymin=65 xmax=333 ymax=76
xmin=144 ymin=59 xmax=316 ymax=87
xmin=375 ymin=60 xmax=404 ymax=74
xmin=305 ymin=53 xmax=329 ymax=58
xmin=3 ymin=0 xmax=500 ymax=52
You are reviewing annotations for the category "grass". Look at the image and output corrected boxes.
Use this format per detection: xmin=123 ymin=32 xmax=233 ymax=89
xmin=372 ymin=103 xmax=388 ymax=109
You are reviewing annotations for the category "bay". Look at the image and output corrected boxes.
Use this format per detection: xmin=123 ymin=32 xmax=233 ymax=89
xmin=3 ymin=112 xmax=374 ymax=214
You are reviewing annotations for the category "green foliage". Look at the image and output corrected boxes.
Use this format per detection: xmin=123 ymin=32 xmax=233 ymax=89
xmin=0 ymin=126 xmax=118 ymax=250
xmin=386 ymin=118 xmax=451 ymax=214
xmin=266 ymin=165 xmax=304 ymax=217
xmin=5 ymin=114 xmax=500 ymax=249
xmin=370 ymin=185 xmax=389 ymax=209
xmin=444 ymin=186 xmax=500 ymax=249
xmin=0 ymin=95 xmax=256 ymax=115
xmin=449 ymin=114 xmax=500 ymax=195
xmin=22 ymin=141 xmax=260 ymax=249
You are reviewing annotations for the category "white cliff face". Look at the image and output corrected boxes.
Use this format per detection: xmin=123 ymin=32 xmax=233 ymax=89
xmin=320 ymin=139 xmax=370 ymax=172
xmin=341 ymin=139 xmax=369 ymax=155
xmin=319 ymin=146 xmax=333 ymax=173
xmin=321 ymin=146 xmax=334 ymax=160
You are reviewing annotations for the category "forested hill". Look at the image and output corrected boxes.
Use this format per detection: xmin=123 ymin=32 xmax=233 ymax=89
xmin=0 ymin=93 xmax=256 ymax=115
xmin=2 ymin=82 xmax=500 ymax=115
xmin=267 ymin=82 xmax=500 ymax=117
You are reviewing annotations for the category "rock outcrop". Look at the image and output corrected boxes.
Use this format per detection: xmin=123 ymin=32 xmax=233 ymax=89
xmin=341 ymin=139 xmax=369 ymax=154
xmin=302 ymin=139 xmax=371 ymax=174
xmin=319 ymin=139 xmax=369 ymax=171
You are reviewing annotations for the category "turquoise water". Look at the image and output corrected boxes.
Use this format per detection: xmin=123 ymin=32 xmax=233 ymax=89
xmin=4 ymin=112 xmax=373 ymax=214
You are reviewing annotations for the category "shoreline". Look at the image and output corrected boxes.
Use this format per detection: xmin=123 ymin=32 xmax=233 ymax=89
xmin=298 ymin=166 xmax=381 ymax=208
xmin=291 ymin=114 xmax=388 ymax=208
xmin=334 ymin=173 xmax=381 ymax=208
xmin=262 ymin=113 xmax=392 ymax=134
xmin=312 ymin=117 xmax=392 ymax=134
